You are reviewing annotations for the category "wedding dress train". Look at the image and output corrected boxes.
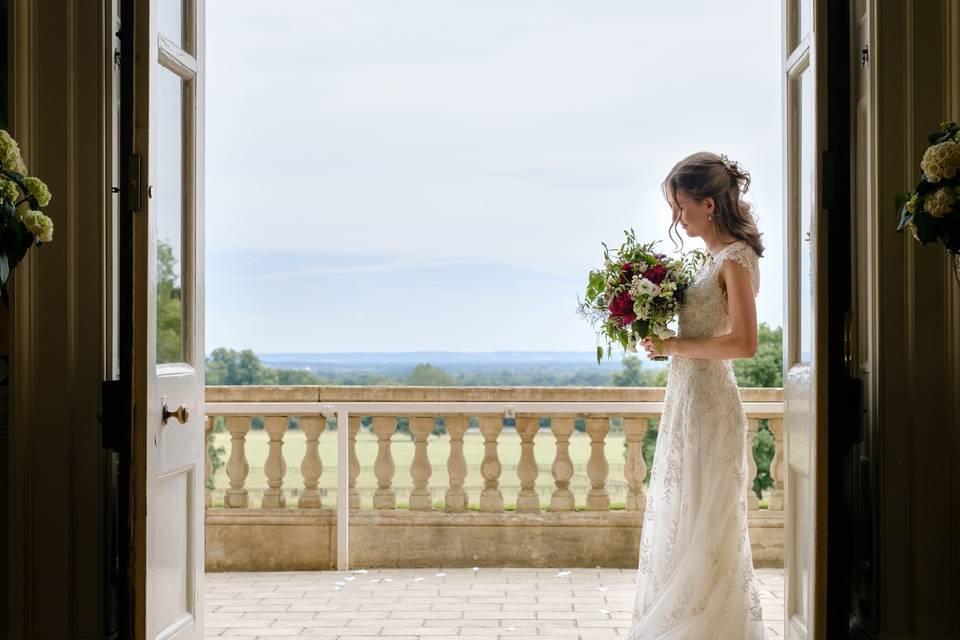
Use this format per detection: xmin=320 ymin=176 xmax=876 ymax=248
xmin=628 ymin=239 xmax=767 ymax=640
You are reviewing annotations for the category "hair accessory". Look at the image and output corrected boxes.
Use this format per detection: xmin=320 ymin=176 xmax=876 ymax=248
xmin=719 ymin=153 xmax=738 ymax=173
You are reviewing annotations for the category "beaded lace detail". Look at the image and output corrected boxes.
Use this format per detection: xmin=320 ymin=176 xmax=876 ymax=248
xmin=628 ymin=240 xmax=767 ymax=640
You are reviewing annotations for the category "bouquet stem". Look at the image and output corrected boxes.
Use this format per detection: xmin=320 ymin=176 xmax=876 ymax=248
xmin=651 ymin=336 xmax=669 ymax=361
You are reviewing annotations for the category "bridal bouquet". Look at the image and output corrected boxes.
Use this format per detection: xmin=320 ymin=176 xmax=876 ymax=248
xmin=0 ymin=129 xmax=54 ymax=301
xmin=896 ymin=120 xmax=960 ymax=254
xmin=578 ymin=228 xmax=703 ymax=363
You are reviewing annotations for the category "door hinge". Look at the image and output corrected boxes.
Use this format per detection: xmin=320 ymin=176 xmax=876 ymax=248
xmin=99 ymin=379 xmax=128 ymax=452
xmin=128 ymin=154 xmax=142 ymax=212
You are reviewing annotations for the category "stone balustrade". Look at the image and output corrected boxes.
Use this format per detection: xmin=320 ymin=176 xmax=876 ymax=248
xmin=203 ymin=385 xmax=784 ymax=572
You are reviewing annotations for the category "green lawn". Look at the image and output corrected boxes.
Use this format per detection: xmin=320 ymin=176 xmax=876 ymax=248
xmin=208 ymin=428 xmax=632 ymax=510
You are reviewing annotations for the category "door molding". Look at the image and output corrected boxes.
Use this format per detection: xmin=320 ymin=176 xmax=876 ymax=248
xmin=6 ymin=1 xmax=117 ymax=638
xmin=873 ymin=0 xmax=960 ymax=635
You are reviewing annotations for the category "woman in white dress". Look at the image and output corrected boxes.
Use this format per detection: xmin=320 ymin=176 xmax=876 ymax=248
xmin=629 ymin=151 xmax=768 ymax=639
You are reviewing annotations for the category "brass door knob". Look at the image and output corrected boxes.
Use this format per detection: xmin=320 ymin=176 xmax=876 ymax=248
xmin=162 ymin=403 xmax=190 ymax=425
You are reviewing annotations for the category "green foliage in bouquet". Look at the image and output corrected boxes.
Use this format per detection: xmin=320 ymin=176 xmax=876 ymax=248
xmin=896 ymin=120 xmax=960 ymax=254
xmin=0 ymin=129 xmax=54 ymax=300
xmin=578 ymin=228 xmax=705 ymax=364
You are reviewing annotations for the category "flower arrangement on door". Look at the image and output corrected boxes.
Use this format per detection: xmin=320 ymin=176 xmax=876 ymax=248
xmin=0 ymin=129 xmax=54 ymax=304
xmin=896 ymin=120 xmax=960 ymax=283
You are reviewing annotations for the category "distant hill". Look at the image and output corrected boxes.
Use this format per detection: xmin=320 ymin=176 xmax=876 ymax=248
xmin=258 ymin=351 xmax=667 ymax=374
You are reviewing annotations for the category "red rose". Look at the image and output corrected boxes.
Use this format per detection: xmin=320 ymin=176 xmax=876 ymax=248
xmin=608 ymin=291 xmax=636 ymax=326
xmin=619 ymin=262 xmax=634 ymax=284
xmin=643 ymin=264 xmax=667 ymax=285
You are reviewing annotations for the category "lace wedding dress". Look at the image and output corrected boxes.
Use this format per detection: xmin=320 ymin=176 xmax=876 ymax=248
xmin=628 ymin=239 xmax=767 ymax=640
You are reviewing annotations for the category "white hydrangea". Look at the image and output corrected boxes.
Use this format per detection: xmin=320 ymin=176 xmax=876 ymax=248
xmin=20 ymin=209 xmax=54 ymax=243
xmin=0 ymin=179 xmax=18 ymax=203
xmin=0 ymin=130 xmax=27 ymax=175
xmin=924 ymin=187 xmax=958 ymax=218
xmin=22 ymin=176 xmax=51 ymax=207
xmin=633 ymin=297 xmax=652 ymax=320
xmin=921 ymin=140 xmax=960 ymax=183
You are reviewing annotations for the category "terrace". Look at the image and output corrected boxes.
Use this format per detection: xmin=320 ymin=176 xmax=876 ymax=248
xmin=202 ymin=384 xmax=784 ymax=637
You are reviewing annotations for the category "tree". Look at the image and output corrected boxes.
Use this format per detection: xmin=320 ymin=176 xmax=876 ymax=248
xmin=278 ymin=368 xmax=320 ymax=385
xmin=206 ymin=347 xmax=279 ymax=385
xmin=733 ymin=322 xmax=783 ymax=387
xmin=156 ymin=239 xmax=182 ymax=363
xmin=612 ymin=355 xmax=668 ymax=387
xmin=405 ymin=363 xmax=454 ymax=386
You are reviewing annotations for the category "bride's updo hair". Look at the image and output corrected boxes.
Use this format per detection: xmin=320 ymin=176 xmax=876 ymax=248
xmin=661 ymin=151 xmax=765 ymax=257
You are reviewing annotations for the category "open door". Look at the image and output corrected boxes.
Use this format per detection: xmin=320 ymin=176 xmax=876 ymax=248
xmin=782 ymin=0 xmax=828 ymax=637
xmin=128 ymin=0 xmax=206 ymax=637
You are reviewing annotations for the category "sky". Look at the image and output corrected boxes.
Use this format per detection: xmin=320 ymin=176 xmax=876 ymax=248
xmin=205 ymin=1 xmax=784 ymax=354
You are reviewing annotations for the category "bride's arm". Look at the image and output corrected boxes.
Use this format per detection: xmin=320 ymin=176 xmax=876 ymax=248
xmin=641 ymin=259 xmax=758 ymax=360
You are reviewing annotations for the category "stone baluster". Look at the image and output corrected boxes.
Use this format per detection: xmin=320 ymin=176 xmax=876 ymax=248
xmin=478 ymin=416 xmax=504 ymax=512
xmin=348 ymin=415 xmax=362 ymax=510
xmin=767 ymin=417 xmax=784 ymax=510
xmin=549 ymin=416 xmax=576 ymax=512
xmin=585 ymin=417 xmax=610 ymax=511
xmin=225 ymin=416 xmax=251 ymax=508
xmin=746 ymin=418 xmax=760 ymax=510
xmin=372 ymin=416 xmax=397 ymax=509
xmin=622 ymin=417 xmax=649 ymax=512
xmin=204 ymin=416 xmax=214 ymax=509
xmin=298 ymin=415 xmax=325 ymax=509
xmin=516 ymin=416 xmax=541 ymax=512
xmin=445 ymin=415 xmax=469 ymax=512
xmin=261 ymin=416 xmax=289 ymax=508
xmin=409 ymin=416 xmax=435 ymax=511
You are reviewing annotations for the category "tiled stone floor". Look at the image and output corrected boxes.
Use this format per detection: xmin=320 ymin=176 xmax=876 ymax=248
xmin=205 ymin=567 xmax=784 ymax=639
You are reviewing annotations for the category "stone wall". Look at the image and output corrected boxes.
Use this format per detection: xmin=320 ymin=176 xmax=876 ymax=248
xmin=205 ymin=509 xmax=784 ymax=572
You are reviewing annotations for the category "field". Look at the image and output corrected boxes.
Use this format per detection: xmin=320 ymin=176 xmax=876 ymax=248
xmin=208 ymin=428 xmax=633 ymax=510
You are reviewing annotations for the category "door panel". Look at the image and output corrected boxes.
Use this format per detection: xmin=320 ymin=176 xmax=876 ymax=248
xmin=130 ymin=0 xmax=205 ymax=638
xmin=783 ymin=0 xmax=827 ymax=637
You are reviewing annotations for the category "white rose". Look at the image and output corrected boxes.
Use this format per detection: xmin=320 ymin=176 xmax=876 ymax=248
xmin=921 ymin=140 xmax=960 ymax=183
xmin=634 ymin=278 xmax=660 ymax=296
xmin=925 ymin=187 xmax=957 ymax=218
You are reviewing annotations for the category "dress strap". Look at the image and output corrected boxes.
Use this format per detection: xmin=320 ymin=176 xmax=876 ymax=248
xmin=715 ymin=241 xmax=760 ymax=296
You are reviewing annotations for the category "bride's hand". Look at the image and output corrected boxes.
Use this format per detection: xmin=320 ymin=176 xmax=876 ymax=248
xmin=640 ymin=337 xmax=676 ymax=358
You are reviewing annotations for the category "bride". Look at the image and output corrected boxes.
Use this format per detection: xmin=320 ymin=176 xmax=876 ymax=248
xmin=629 ymin=151 xmax=768 ymax=639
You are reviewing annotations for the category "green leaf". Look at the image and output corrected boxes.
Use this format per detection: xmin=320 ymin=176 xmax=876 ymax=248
xmin=0 ymin=254 xmax=8 ymax=285
xmin=896 ymin=204 xmax=913 ymax=231
xmin=913 ymin=210 xmax=940 ymax=244
xmin=2 ymin=218 xmax=32 ymax=271
xmin=929 ymin=131 xmax=953 ymax=145
xmin=596 ymin=346 xmax=603 ymax=365
xmin=636 ymin=318 xmax=650 ymax=338
xmin=894 ymin=192 xmax=911 ymax=211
